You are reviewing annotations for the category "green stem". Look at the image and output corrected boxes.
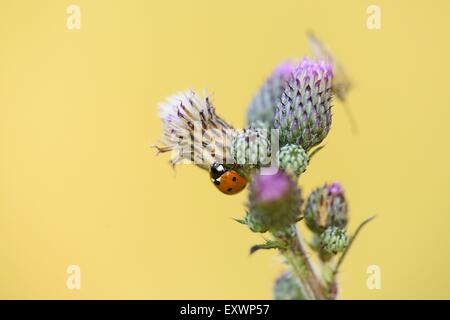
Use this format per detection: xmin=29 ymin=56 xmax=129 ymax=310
xmin=274 ymin=226 xmax=328 ymax=300
xmin=283 ymin=249 xmax=315 ymax=299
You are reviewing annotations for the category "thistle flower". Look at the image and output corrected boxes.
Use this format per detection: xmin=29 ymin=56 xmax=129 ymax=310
xmin=247 ymin=171 xmax=302 ymax=231
xmin=154 ymin=54 xmax=371 ymax=300
xmin=304 ymin=182 xmax=348 ymax=234
xmin=277 ymin=144 xmax=309 ymax=176
xmin=273 ymin=271 xmax=304 ymax=300
xmin=246 ymin=61 xmax=295 ymax=129
xmin=320 ymin=226 xmax=349 ymax=255
xmin=273 ymin=58 xmax=333 ymax=151
xmin=156 ymin=90 xmax=236 ymax=170
xmin=231 ymin=127 xmax=271 ymax=168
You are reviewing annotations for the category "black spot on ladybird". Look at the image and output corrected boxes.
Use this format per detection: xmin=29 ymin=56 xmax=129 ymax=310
xmin=232 ymin=177 xmax=237 ymax=182
xmin=227 ymin=188 xmax=233 ymax=192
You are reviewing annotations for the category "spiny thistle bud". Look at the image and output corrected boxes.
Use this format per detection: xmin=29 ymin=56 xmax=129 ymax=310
xmin=277 ymin=144 xmax=309 ymax=176
xmin=273 ymin=58 xmax=333 ymax=151
xmin=304 ymin=182 xmax=348 ymax=233
xmin=247 ymin=172 xmax=302 ymax=231
xmin=247 ymin=62 xmax=295 ymax=129
xmin=308 ymin=234 xmax=333 ymax=262
xmin=156 ymin=90 xmax=236 ymax=170
xmin=273 ymin=271 xmax=304 ymax=300
xmin=320 ymin=226 xmax=349 ymax=254
xmin=243 ymin=212 xmax=269 ymax=233
xmin=231 ymin=127 xmax=271 ymax=168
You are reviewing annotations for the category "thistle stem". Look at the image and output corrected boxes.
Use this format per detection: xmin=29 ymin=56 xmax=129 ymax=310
xmin=283 ymin=250 xmax=315 ymax=299
xmin=275 ymin=226 xmax=328 ymax=300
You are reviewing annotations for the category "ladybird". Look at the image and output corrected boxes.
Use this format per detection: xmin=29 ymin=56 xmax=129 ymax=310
xmin=210 ymin=163 xmax=247 ymax=195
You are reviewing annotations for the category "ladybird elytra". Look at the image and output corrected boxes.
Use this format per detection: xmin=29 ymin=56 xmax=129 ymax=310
xmin=210 ymin=163 xmax=247 ymax=195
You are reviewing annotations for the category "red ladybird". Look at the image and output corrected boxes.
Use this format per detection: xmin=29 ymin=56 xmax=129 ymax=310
xmin=210 ymin=163 xmax=247 ymax=195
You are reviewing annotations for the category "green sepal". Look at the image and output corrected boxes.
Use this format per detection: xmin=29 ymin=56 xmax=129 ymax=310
xmin=235 ymin=212 xmax=270 ymax=233
xmin=233 ymin=217 xmax=247 ymax=225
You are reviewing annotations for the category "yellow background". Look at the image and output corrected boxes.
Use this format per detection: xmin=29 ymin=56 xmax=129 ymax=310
xmin=1 ymin=0 xmax=449 ymax=299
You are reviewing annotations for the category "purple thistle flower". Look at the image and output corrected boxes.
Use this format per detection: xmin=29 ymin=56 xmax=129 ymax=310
xmin=247 ymin=171 xmax=302 ymax=232
xmin=253 ymin=172 xmax=291 ymax=203
xmin=304 ymin=182 xmax=348 ymax=233
xmin=328 ymin=182 xmax=343 ymax=196
xmin=274 ymin=58 xmax=333 ymax=151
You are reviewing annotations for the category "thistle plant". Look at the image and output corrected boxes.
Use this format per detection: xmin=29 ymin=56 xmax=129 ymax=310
xmin=247 ymin=61 xmax=295 ymax=129
xmin=154 ymin=40 xmax=373 ymax=299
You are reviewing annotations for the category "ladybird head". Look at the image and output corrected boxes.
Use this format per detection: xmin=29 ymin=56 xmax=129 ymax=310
xmin=210 ymin=163 xmax=227 ymax=181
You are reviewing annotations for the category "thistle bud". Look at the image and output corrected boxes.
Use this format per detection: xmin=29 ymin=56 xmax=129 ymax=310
xmin=304 ymin=182 xmax=348 ymax=233
xmin=247 ymin=62 xmax=295 ymax=129
xmin=273 ymin=271 xmax=304 ymax=300
xmin=231 ymin=127 xmax=271 ymax=168
xmin=274 ymin=58 xmax=333 ymax=151
xmin=247 ymin=172 xmax=302 ymax=232
xmin=320 ymin=226 xmax=349 ymax=254
xmin=277 ymin=144 xmax=309 ymax=176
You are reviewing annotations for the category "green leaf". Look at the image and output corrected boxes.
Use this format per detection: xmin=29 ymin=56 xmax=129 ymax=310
xmin=250 ymin=240 xmax=286 ymax=255
xmin=308 ymin=145 xmax=325 ymax=160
